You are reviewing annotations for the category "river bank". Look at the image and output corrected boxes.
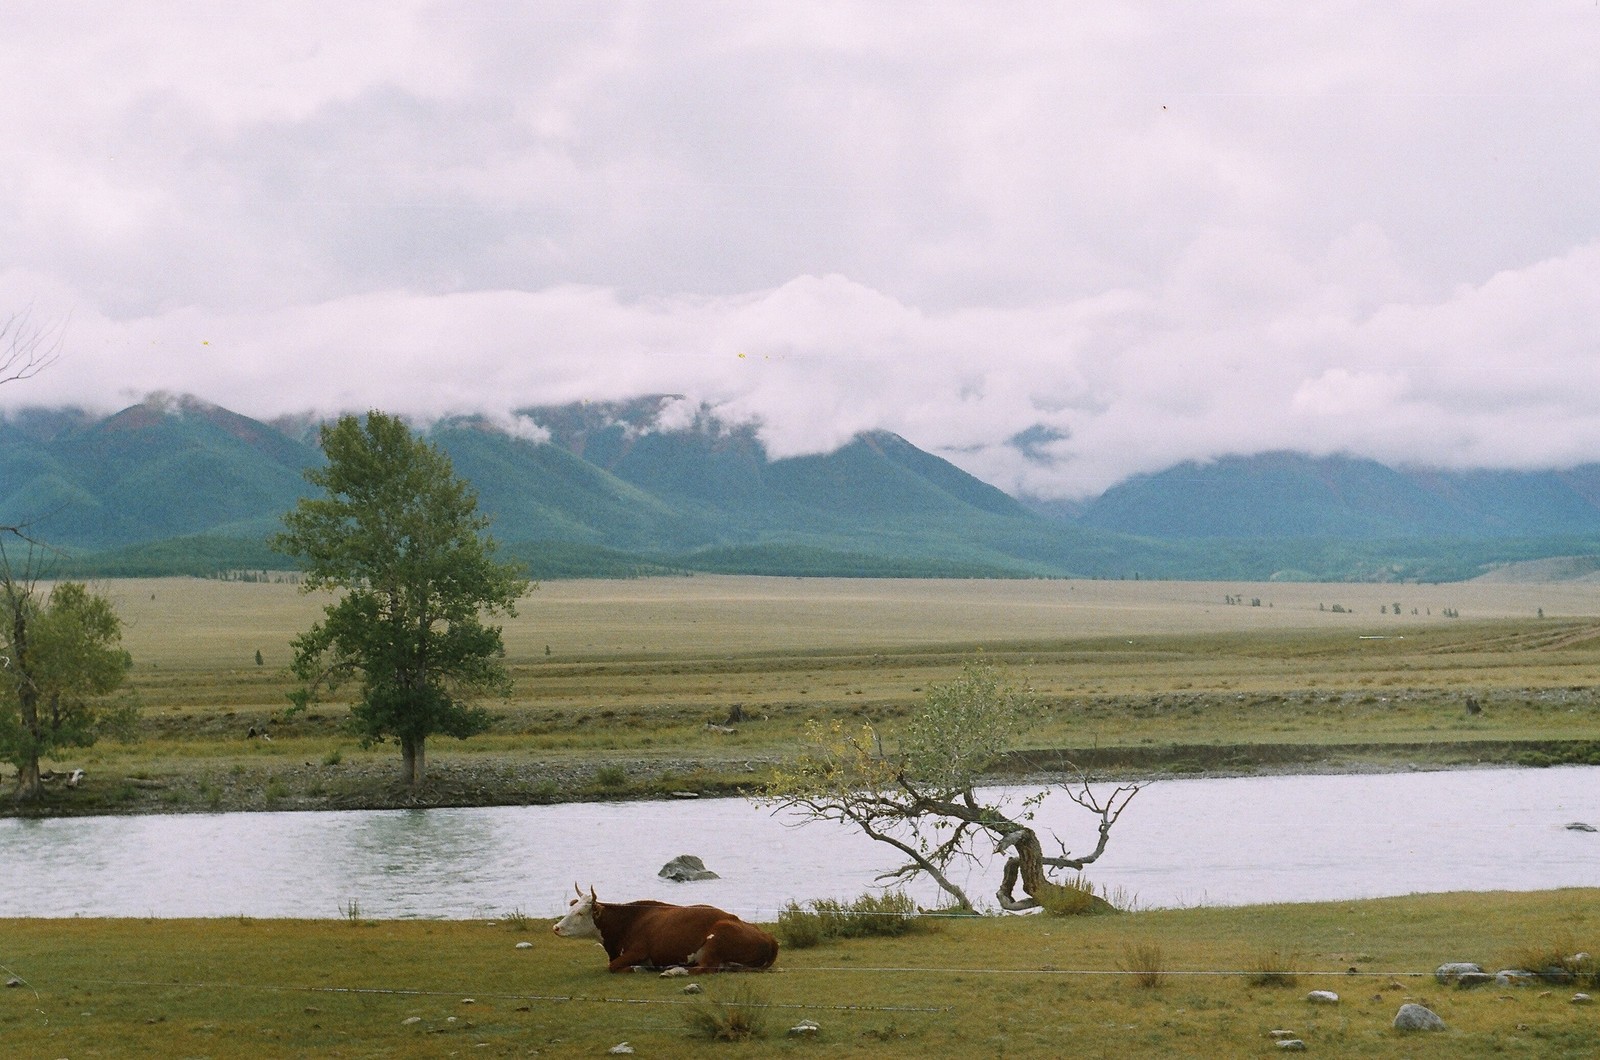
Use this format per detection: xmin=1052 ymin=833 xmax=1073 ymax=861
xmin=6 ymin=736 xmax=1595 ymax=818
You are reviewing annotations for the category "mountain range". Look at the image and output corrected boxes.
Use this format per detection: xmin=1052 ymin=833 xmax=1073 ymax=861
xmin=5 ymin=395 xmax=1600 ymax=582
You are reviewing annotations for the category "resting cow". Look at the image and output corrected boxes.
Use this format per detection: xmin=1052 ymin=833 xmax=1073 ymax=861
xmin=551 ymin=885 xmax=778 ymax=973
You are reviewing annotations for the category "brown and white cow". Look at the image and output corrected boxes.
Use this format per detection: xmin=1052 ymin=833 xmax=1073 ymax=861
xmin=551 ymin=885 xmax=779 ymax=973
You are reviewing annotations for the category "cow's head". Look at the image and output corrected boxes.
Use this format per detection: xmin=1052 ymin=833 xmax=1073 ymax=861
xmin=551 ymin=883 xmax=602 ymax=939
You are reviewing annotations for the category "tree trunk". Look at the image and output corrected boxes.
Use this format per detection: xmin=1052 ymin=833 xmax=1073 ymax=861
xmin=12 ymin=758 xmax=43 ymax=803
xmin=996 ymin=827 xmax=1072 ymax=911
xmin=9 ymin=602 xmax=43 ymax=804
xmin=401 ymin=734 xmax=426 ymax=786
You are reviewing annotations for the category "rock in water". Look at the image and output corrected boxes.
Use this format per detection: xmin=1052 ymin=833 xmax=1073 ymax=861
xmin=659 ymin=854 xmax=720 ymax=881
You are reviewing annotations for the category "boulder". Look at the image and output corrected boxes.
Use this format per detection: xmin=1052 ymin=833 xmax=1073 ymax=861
xmin=1393 ymin=1003 xmax=1446 ymax=1032
xmin=658 ymin=854 xmax=720 ymax=882
xmin=1435 ymin=961 xmax=1483 ymax=984
xmin=1306 ymin=990 xmax=1339 ymax=1004
xmin=1456 ymin=971 xmax=1496 ymax=989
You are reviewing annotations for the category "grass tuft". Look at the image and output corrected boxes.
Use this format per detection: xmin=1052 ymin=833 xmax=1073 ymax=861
xmin=1245 ymin=948 xmax=1303 ymax=987
xmin=681 ymin=982 xmax=768 ymax=1041
xmin=1118 ymin=940 xmax=1167 ymax=988
xmin=1037 ymin=874 xmax=1118 ymax=917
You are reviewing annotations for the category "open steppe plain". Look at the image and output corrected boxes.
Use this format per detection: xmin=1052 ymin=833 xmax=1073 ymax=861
xmin=7 ymin=578 xmax=1600 ymax=1056
xmin=8 ymin=574 xmax=1600 ymax=814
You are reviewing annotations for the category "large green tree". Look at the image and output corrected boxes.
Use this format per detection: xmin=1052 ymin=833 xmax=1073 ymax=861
xmin=0 ymin=552 xmax=135 ymax=803
xmin=274 ymin=411 xmax=529 ymax=786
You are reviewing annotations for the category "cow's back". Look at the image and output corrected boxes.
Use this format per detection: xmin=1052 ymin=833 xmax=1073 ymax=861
xmin=602 ymin=902 xmax=740 ymax=969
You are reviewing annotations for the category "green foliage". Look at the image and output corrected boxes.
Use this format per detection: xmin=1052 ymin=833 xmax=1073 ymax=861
xmin=776 ymin=891 xmax=925 ymax=948
xmin=273 ymin=411 xmax=529 ymax=784
xmin=0 ymin=573 xmax=134 ymax=798
xmin=899 ymin=655 xmax=1034 ymax=790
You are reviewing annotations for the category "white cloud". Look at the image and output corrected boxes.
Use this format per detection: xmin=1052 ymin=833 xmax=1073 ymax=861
xmin=2 ymin=2 xmax=1599 ymax=499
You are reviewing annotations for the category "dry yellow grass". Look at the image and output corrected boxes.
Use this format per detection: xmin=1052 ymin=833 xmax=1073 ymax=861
xmin=12 ymin=574 xmax=1599 ymax=813
xmin=103 ymin=574 xmax=1600 ymax=669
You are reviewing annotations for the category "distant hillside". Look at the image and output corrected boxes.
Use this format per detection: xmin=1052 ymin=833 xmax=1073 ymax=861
xmin=4 ymin=395 xmax=1121 ymax=579
xmin=1068 ymin=451 xmax=1600 ymax=540
xmin=12 ymin=399 xmax=1600 ymax=582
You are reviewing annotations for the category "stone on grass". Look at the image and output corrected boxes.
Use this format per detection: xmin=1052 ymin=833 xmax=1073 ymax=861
xmin=1306 ymin=990 xmax=1339 ymax=1003
xmin=1435 ymin=962 xmax=1483 ymax=984
xmin=515 ymin=941 xmax=533 ymax=949
xmin=609 ymin=1042 xmax=635 ymax=1055
xmin=788 ymin=1019 xmax=820 ymax=1037
xmin=1574 ymin=993 xmax=1594 ymax=1004
xmin=1276 ymin=1041 xmax=1307 ymax=1052
xmin=1394 ymin=1003 xmax=1446 ymax=1032
xmin=1456 ymin=971 xmax=1496 ymax=988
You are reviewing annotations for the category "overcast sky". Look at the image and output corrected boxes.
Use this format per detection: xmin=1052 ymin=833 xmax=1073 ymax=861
xmin=4 ymin=2 xmax=1599 ymax=498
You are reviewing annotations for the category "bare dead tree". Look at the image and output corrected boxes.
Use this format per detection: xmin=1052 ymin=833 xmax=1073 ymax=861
xmin=762 ymin=658 xmax=1144 ymax=912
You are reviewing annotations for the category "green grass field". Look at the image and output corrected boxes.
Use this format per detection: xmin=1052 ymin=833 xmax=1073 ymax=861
xmin=5 ymin=890 xmax=1599 ymax=1057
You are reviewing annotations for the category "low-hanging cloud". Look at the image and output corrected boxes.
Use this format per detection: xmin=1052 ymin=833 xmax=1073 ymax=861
xmin=2 ymin=3 xmax=1598 ymax=499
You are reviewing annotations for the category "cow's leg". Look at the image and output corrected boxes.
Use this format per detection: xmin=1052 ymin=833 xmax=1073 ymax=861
xmin=686 ymin=934 xmax=721 ymax=974
xmin=607 ymin=949 xmax=649 ymax=972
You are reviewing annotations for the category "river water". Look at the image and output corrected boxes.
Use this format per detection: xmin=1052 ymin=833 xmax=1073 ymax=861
xmin=2 ymin=766 xmax=1595 ymax=920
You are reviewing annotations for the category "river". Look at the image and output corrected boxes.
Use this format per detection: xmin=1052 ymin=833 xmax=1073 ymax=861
xmin=2 ymin=765 xmax=1595 ymax=920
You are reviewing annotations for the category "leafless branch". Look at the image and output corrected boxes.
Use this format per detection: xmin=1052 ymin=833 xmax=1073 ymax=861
xmin=1 ymin=307 xmax=65 ymax=386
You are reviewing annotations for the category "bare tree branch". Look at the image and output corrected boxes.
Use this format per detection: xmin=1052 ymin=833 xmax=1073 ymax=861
xmin=1 ymin=307 xmax=65 ymax=387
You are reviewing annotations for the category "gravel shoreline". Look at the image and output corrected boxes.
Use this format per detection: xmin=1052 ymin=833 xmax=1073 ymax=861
xmin=4 ymin=739 xmax=1570 ymax=818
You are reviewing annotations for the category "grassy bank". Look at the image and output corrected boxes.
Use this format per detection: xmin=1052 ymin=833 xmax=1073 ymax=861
xmin=6 ymin=576 xmax=1600 ymax=815
xmin=4 ymin=890 xmax=1599 ymax=1057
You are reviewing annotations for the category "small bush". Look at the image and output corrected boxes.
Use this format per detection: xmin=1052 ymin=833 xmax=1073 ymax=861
xmin=1037 ymin=875 xmax=1116 ymax=917
xmin=1119 ymin=941 xmax=1167 ymax=989
xmin=1245 ymin=949 xmax=1302 ymax=988
xmin=682 ymin=982 xmax=768 ymax=1041
xmin=594 ymin=764 xmax=627 ymax=787
xmin=777 ymin=891 xmax=924 ymax=948
xmin=502 ymin=908 xmax=531 ymax=932
xmin=322 ymin=747 xmax=343 ymax=766
xmin=1501 ymin=938 xmax=1596 ymax=985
